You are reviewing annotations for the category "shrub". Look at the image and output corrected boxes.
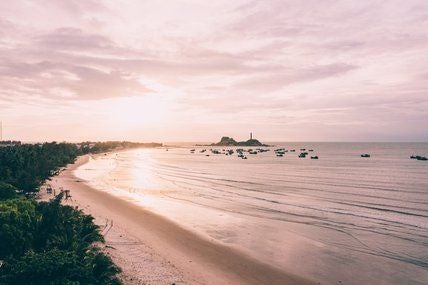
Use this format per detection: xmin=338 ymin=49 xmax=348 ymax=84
xmin=0 ymin=182 xmax=17 ymax=201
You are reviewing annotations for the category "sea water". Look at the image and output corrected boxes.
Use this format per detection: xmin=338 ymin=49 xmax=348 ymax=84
xmin=75 ymin=143 xmax=428 ymax=285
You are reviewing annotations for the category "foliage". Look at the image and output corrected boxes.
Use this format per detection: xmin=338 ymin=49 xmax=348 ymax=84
xmin=0 ymin=198 xmax=37 ymax=258
xmin=0 ymin=248 xmax=120 ymax=285
xmin=0 ymin=142 xmax=79 ymax=193
xmin=0 ymin=142 xmax=131 ymax=284
xmin=0 ymin=182 xmax=18 ymax=201
xmin=34 ymin=193 xmax=103 ymax=253
xmin=78 ymin=141 xmax=162 ymax=154
xmin=0 ymin=141 xmax=161 ymax=194
xmin=0 ymin=195 xmax=121 ymax=284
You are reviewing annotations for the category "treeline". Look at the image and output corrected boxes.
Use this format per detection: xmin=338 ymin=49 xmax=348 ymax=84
xmin=0 ymin=141 xmax=21 ymax=146
xmin=0 ymin=141 xmax=159 ymax=284
xmin=0 ymin=193 xmax=121 ymax=284
xmin=78 ymin=141 xmax=162 ymax=154
xmin=0 ymin=143 xmax=80 ymax=193
xmin=0 ymin=141 xmax=162 ymax=193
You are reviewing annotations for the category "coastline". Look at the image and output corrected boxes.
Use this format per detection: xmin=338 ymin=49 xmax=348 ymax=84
xmin=48 ymin=153 xmax=315 ymax=285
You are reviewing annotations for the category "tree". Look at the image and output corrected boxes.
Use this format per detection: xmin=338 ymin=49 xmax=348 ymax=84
xmin=0 ymin=182 xmax=17 ymax=201
xmin=34 ymin=194 xmax=103 ymax=253
xmin=0 ymin=196 xmax=121 ymax=284
xmin=0 ymin=248 xmax=121 ymax=285
xmin=0 ymin=142 xmax=125 ymax=284
xmin=0 ymin=198 xmax=37 ymax=258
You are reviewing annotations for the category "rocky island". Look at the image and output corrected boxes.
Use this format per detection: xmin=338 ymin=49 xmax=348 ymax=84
xmin=212 ymin=134 xmax=268 ymax=146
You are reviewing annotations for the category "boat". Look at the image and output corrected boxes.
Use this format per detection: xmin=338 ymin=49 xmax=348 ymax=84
xmin=361 ymin=154 xmax=370 ymax=158
xmin=298 ymin=153 xmax=306 ymax=158
xmin=276 ymin=154 xmax=283 ymax=157
xmin=416 ymin=156 xmax=427 ymax=161
xmin=311 ymin=156 xmax=319 ymax=159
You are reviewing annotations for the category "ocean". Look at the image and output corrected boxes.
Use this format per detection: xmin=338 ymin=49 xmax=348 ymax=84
xmin=75 ymin=142 xmax=428 ymax=285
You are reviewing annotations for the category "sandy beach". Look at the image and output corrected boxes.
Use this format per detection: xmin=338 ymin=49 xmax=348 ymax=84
xmin=46 ymin=154 xmax=315 ymax=285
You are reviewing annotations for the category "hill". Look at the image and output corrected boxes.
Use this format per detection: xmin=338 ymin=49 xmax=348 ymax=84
xmin=212 ymin=136 xmax=267 ymax=147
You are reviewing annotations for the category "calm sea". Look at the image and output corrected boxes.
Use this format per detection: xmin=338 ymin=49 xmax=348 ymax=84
xmin=75 ymin=142 xmax=428 ymax=285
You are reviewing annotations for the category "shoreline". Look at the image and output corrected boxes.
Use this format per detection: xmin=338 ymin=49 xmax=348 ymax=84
xmin=49 ymin=153 xmax=315 ymax=285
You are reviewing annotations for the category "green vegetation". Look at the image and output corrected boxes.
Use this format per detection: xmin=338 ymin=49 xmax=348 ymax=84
xmin=78 ymin=141 xmax=162 ymax=154
xmin=0 ymin=194 xmax=120 ymax=284
xmin=0 ymin=198 xmax=37 ymax=258
xmin=0 ymin=141 xmax=162 ymax=194
xmin=1 ymin=247 xmax=120 ymax=285
xmin=0 ymin=141 xmax=160 ymax=284
xmin=0 ymin=142 xmax=79 ymax=193
xmin=0 ymin=182 xmax=18 ymax=201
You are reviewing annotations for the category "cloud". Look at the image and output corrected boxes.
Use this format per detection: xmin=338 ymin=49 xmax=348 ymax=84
xmin=0 ymin=59 xmax=150 ymax=100
xmin=46 ymin=0 xmax=107 ymax=15
xmin=233 ymin=63 xmax=358 ymax=92
xmin=35 ymin=27 xmax=113 ymax=51
xmin=0 ymin=0 xmax=428 ymax=141
xmin=0 ymin=24 xmax=153 ymax=100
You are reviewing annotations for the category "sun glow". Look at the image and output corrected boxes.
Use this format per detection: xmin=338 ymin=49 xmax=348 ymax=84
xmin=106 ymin=94 xmax=170 ymax=127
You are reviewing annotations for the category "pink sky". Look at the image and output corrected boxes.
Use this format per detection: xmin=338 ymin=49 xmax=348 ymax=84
xmin=1 ymin=0 xmax=427 ymax=142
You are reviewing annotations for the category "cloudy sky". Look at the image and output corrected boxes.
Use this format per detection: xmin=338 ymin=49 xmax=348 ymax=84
xmin=1 ymin=0 xmax=427 ymax=142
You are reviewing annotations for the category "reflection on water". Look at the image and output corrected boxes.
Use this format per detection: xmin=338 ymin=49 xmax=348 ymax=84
xmin=75 ymin=143 xmax=428 ymax=285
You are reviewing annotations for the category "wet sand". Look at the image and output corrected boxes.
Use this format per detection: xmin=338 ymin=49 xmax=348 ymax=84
xmin=50 ymin=155 xmax=315 ymax=285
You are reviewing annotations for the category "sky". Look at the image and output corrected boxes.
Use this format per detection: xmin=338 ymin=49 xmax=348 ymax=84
xmin=0 ymin=0 xmax=427 ymax=142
